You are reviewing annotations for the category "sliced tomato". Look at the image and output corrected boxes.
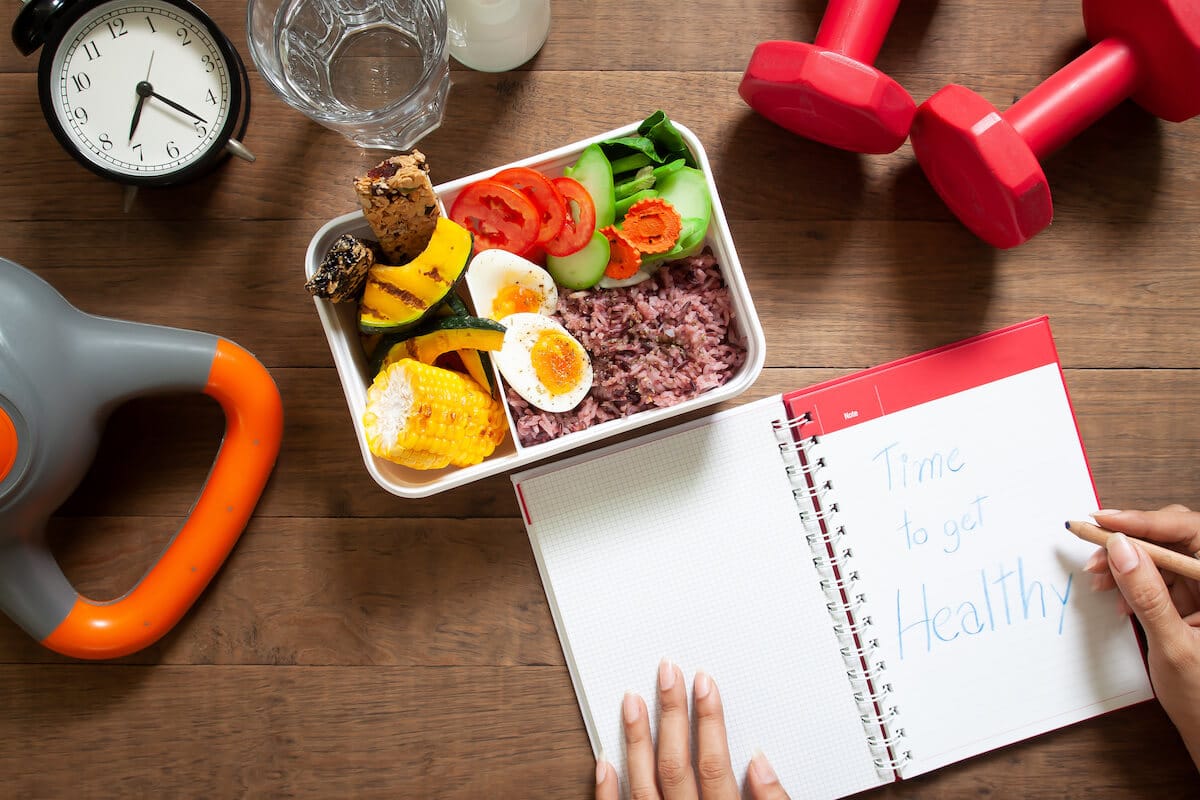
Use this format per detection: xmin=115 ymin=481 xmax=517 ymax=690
xmin=523 ymin=243 xmax=548 ymax=267
xmin=544 ymin=176 xmax=597 ymax=257
xmin=449 ymin=179 xmax=540 ymax=255
xmin=492 ymin=167 xmax=567 ymax=246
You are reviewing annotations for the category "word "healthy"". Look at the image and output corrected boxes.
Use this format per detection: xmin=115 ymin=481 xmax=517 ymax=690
xmin=895 ymin=557 xmax=1072 ymax=659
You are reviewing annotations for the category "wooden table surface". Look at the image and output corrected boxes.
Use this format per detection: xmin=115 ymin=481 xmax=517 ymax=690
xmin=2 ymin=0 xmax=1199 ymax=796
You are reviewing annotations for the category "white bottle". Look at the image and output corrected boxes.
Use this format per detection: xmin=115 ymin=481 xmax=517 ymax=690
xmin=446 ymin=0 xmax=552 ymax=72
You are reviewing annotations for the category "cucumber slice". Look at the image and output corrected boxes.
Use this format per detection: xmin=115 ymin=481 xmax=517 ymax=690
xmin=545 ymin=230 xmax=611 ymax=290
xmin=564 ymin=144 xmax=615 ymax=229
xmin=654 ymin=166 xmax=710 ymax=222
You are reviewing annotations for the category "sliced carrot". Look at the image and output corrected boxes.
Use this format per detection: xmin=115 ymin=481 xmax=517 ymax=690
xmin=600 ymin=225 xmax=642 ymax=280
xmin=620 ymin=197 xmax=683 ymax=254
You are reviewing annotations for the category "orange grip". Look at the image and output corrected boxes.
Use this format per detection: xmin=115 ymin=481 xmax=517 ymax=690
xmin=41 ymin=340 xmax=283 ymax=659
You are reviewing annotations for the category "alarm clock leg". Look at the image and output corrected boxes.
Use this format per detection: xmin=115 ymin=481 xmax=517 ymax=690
xmin=226 ymin=139 xmax=256 ymax=163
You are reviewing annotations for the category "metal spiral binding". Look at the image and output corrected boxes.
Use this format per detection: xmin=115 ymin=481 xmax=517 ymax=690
xmin=861 ymin=705 xmax=900 ymax=727
xmin=772 ymin=410 xmax=912 ymax=779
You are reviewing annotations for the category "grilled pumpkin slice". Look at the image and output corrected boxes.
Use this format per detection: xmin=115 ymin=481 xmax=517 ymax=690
xmin=378 ymin=316 xmax=505 ymax=394
xmin=358 ymin=217 xmax=473 ymax=334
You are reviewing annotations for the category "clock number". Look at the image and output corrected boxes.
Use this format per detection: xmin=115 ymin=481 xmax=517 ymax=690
xmin=106 ymin=18 xmax=127 ymax=39
xmin=206 ymin=89 xmax=217 ymax=105
xmin=132 ymin=143 xmax=143 ymax=161
xmin=145 ymin=16 xmax=157 ymax=33
xmin=193 ymin=120 xmax=208 ymax=138
xmin=201 ymin=54 xmax=216 ymax=73
xmin=82 ymin=41 xmax=101 ymax=61
xmin=166 ymin=141 xmax=180 ymax=158
xmin=98 ymin=134 xmax=114 ymax=151
xmin=176 ymin=27 xmax=192 ymax=46
xmin=71 ymin=73 xmax=91 ymax=92
xmin=73 ymin=107 xmax=89 ymax=124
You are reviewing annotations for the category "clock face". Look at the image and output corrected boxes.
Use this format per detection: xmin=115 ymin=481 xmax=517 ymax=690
xmin=44 ymin=0 xmax=238 ymax=182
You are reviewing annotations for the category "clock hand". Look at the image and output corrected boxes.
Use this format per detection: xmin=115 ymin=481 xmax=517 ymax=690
xmin=128 ymin=80 xmax=153 ymax=141
xmin=148 ymin=91 xmax=208 ymax=125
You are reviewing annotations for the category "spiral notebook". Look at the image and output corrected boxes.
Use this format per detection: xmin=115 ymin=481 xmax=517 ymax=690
xmin=513 ymin=317 xmax=1153 ymax=799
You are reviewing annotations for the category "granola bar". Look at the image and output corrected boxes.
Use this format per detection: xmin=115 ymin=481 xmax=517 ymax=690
xmin=354 ymin=151 xmax=440 ymax=264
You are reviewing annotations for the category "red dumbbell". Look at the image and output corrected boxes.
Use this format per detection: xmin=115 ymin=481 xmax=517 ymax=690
xmin=910 ymin=0 xmax=1200 ymax=249
xmin=738 ymin=0 xmax=916 ymax=154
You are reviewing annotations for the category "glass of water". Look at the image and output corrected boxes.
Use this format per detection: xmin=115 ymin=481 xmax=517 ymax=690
xmin=247 ymin=0 xmax=450 ymax=149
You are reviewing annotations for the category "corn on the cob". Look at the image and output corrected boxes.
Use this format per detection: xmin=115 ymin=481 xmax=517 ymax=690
xmin=362 ymin=358 xmax=507 ymax=470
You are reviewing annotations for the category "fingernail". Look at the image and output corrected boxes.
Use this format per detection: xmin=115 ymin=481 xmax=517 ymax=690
xmin=1107 ymin=532 xmax=1140 ymax=575
xmin=1083 ymin=550 xmax=1106 ymax=573
xmin=658 ymin=659 xmax=675 ymax=692
xmin=595 ymin=757 xmax=608 ymax=785
xmin=694 ymin=671 xmax=712 ymax=700
xmin=622 ymin=692 xmax=640 ymax=724
xmin=751 ymin=749 xmax=779 ymax=785
xmin=1091 ymin=509 xmax=1122 ymax=518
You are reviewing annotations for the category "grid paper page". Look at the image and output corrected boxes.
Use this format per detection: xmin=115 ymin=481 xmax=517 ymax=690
xmin=809 ymin=364 xmax=1153 ymax=777
xmin=517 ymin=398 xmax=887 ymax=800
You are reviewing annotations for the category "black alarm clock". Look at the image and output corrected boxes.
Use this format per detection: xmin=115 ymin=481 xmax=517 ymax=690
xmin=13 ymin=0 xmax=254 ymax=187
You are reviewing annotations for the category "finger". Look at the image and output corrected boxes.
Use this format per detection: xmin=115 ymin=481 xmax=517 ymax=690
xmin=1091 ymin=571 xmax=1116 ymax=593
xmin=746 ymin=751 xmax=791 ymax=799
xmin=1169 ymin=580 xmax=1200 ymax=619
xmin=655 ymin=661 xmax=697 ymax=799
xmin=1082 ymin=549 xmax=1108 ymax=574
xmin=595 ymin=757 xmax=619 ymax=800
xmin=1107 ymin=533 xmax=1191 ymax=650
xmin=692 ymin=672 xmax=739 ymax=800
xmin=622 ymin=693 xmax=660 ymax=800
xmin=1094 ymin=509 xmax=1200 ymax=555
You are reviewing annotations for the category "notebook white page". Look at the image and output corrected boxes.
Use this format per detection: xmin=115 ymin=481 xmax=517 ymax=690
xmin=806 ymin=363 xmax=1154 ymax=778
xmin=517 ymin=396 xmax=888 ymax=800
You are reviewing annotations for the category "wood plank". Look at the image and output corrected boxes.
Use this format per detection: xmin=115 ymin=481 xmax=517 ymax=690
xmin=0 ymin=665 xmax=592 ymax=798
xmin=0 ymin=665 xmax=1191 ymax=798
xmin=1 ymin=72 xmax=1196 ymax=224
xmin=0 ymin=517 xmax=559 ymax=666
xmin=0 ymin=0 xmax=1091 ymax=77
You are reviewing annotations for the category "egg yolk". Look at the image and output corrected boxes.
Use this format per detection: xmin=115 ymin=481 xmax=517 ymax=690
xmin=531 ymin=330 xmax=584 ymax=395
xmin=493 ymin=284 xmax=545 ymax=319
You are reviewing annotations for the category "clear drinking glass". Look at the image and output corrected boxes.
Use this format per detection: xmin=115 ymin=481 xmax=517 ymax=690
xmin=247 ymin=0 xmax=450 ymax=149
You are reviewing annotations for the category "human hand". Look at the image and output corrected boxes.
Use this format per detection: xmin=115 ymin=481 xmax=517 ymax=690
xmin=1085 ymin=506 xmax=1200 ymax=770
xmin=594 ymin=662 xmax=789 ymax=800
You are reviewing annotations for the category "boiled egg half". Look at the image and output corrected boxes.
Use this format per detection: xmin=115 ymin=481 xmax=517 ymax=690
xmin=495 ymin=313 xmax=593 ymax=412
xmin=466 ymin=249 xmax=558 ymax=321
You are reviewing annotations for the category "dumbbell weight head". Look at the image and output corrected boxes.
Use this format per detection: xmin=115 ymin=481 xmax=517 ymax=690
xmin=1084 ymin=0 xmax=1200 ymax=123
xmin=912 ymin=0 xmax=1199 ymax=248
xmin=909 ymin=85 xmax=1052 ymax=249
xmin=739 ymin=40 xmax=916 ymax=154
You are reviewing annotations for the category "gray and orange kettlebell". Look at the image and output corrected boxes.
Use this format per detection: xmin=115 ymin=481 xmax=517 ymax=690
xmin=0 ymin=257 xmax=283 ymax=659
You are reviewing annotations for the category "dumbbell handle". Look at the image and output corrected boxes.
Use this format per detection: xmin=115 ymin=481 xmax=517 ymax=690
xmin=815 ymin=0 xmax=902 ymax=64
xmin=1005 ymin=38 xmax=1139 ymax=160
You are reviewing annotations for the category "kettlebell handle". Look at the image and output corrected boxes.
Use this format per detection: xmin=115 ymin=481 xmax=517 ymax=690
xmin=5 ymin=338 xmax=283 ymax=659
